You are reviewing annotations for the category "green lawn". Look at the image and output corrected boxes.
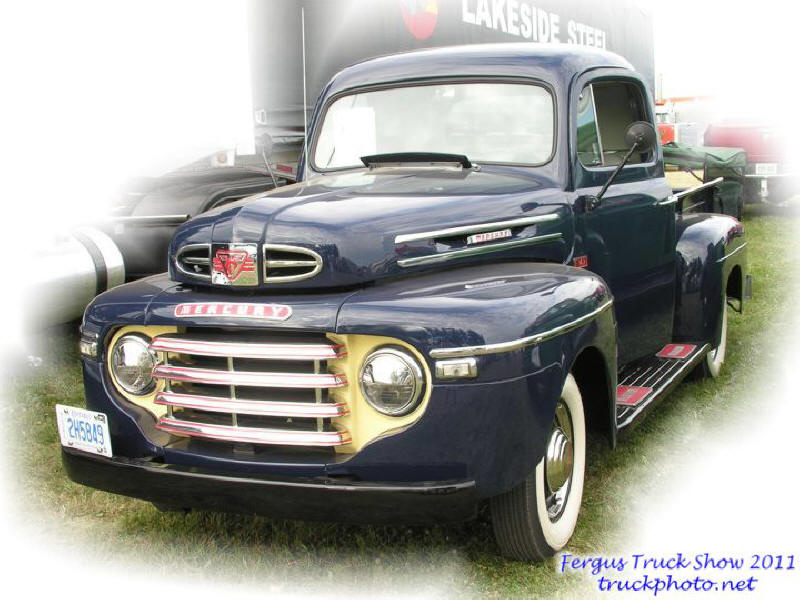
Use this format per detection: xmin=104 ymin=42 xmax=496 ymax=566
xmin=7 ymin=204 xmax=798 ymax=598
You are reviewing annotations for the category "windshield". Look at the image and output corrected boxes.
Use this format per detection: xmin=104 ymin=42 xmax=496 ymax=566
xmin=313 ymin=82 xmax=555 ymax=169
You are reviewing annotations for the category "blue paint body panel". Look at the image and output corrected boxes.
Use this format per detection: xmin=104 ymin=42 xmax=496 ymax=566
xmin=82 ymin=263 xmax=616 ymax=497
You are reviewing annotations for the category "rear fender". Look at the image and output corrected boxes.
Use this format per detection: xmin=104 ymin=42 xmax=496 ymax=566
xmin=674 ymin=214 xmax=747 ymax=346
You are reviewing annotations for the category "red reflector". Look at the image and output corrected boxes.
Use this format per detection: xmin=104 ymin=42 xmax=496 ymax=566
xmin=573 ymin=255 xmax=589 ymax=268
xmin=616 ymin=386 xmax=653 ymax=406
xmin=276 ymin=163 xmax=294 ymax=173
xmin=656 ymin=344 xmax=696 ymax=359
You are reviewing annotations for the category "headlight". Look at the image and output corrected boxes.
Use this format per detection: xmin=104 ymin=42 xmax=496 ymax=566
xmin=110 ymin=334 xmax=157 ymax=395
xmin=359 ymin=346 xmax=425 ymax=416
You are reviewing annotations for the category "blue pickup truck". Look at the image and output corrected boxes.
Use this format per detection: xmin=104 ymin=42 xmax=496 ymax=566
xmin=59 ymin=45 xmax=748 ymax=562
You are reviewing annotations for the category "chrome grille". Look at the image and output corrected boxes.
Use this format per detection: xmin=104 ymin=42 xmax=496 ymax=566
xmin=149 ymin=330 xmax=350 ymax=446
xmin=175 ymin=244 xmax=211 ymax=280
xmin=263 ymin=244 xmax=322 ymax=283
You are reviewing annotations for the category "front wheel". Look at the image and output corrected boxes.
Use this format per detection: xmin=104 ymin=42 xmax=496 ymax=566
xmin=490 ymin=374 xmax=586 ymax=561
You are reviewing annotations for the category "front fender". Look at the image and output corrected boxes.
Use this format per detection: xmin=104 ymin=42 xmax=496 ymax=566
xmin=336 ymin=262 xmax=617 ymax=496
xmin=674 ymin=213 xmax=747 ymax=345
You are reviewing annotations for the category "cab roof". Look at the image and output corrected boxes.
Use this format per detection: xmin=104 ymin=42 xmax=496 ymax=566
xmin=325 ymin=43 xmax=634 ymax=95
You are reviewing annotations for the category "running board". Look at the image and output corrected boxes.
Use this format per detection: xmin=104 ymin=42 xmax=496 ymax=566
xmin=616 ymin=343 xmax=709 ymax=430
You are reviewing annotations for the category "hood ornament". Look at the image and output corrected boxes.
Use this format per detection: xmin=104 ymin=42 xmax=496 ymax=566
xmin=211 ymin=243 xmax=258 ymax=286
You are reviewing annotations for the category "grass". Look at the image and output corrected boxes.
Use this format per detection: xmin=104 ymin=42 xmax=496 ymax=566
xmin=5 ymin=203 xmax=799 ymax=598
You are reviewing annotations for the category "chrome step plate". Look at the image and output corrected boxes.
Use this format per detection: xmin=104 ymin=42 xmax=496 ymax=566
xmin=616 ymin=343 xmax=709 ymax=430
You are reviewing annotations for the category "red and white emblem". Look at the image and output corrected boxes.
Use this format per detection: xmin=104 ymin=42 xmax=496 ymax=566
xmin=174 ymin=302 xmax=292 ymax=321
xmin=211 ymin=244 xmax=257 ymax=286
xmin=616 ymin=386 xmax=652 ymax=407
xmin=466 ymin=229 xmax=512 ymax=245
xmin=656 ymin=344 xmax=696 ymax=359
xmin=573 ymin=255 xmax=589 ymax=268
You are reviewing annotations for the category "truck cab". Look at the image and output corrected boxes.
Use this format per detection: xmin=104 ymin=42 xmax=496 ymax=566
xmin=62 ymin=45 xmax=747 ymax=562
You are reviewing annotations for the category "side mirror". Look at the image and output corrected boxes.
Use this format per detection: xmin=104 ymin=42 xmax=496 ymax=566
xmin=624 ymin=121 xmax=658 ymax=154
xmin=585 ymin=121 xmax=658 ymax=211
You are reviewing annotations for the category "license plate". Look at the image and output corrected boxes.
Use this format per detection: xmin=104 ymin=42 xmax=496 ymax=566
xmin=56 ymin=404 xmax=113 ymax=457
xmin=755 ymin=163 xmax=778 ymax=176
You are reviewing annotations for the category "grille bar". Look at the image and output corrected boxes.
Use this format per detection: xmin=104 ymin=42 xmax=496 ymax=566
xmin=150 ymin=336 xmax=346 ymax=360
xmin=153 ymin=364 xmax=347 ymax=388
xmin=145 ymin=327 xmax=350 ymax=448
xmin=262 ymin=244 xmax=323 ymax=283
xmin=174 ymin=243 xmax=212 ymax=280
xmin=265 ymin=259 xmax=318 ymax=268
xmin=181 ymin=256 xmax=209 ymax=266
xmin=156 ymin=417 xmax=351 ymax=446
xmin=155 ymin=391 xmax=348 ymax=417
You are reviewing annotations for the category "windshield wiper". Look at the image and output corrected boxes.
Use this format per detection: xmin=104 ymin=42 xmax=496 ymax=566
xmin=360 ymin=152 xmax=472 ymax=169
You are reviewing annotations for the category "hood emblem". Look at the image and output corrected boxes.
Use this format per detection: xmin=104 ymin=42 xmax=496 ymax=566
xmin=174 ymin=302 xmax=292 ymax=320
xmin=466 ymin=229 xmax=512 ymax=245
xmin=211 ymin=243 xmax=258 ymax=286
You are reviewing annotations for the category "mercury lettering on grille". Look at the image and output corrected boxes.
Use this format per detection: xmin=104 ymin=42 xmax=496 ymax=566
xmin=174 ymin=303 xmax=292 ymax=320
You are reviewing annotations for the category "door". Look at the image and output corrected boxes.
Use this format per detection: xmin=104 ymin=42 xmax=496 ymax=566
xmin=573 ymin=76 xmax=676 ymax=365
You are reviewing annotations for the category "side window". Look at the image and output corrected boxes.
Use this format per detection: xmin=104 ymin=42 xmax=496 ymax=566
xmin=578 ymin=81 xmax=652 ymax=168
xmin=576 ymin=87 xmax=602 ymax=166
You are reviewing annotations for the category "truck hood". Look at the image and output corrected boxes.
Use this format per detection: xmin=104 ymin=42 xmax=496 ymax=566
xmin=169 ymin=167 xmax=573 ymax=290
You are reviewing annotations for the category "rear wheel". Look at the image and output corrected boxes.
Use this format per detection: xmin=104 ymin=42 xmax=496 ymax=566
xmin=490 ymin=374 xmax=586 ymax=561
xmin=702 ymin=298 xmax=728 ymax=378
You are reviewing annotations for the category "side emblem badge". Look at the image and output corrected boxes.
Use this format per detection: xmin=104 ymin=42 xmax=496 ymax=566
xmin=573 ymin=255 xmax=589 ymax=268
xmin=211 ymin=243 xmax=258 ymax=286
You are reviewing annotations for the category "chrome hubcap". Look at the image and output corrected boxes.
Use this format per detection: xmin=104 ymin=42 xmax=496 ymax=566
xmin=544 ymin=400 xmax=574 ymax=521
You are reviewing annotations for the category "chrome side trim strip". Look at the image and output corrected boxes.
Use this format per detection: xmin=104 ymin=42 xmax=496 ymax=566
xmin=718 ymin=242 xmax=747 ymax=263
xmin=156 ymin=417 xmax=351 ymax=446
xmin=429 ymin=300 xmax=614 ymax=358
xmin=394 ymin=213 xmax=560 ymax=245
xmin=155 ymin=391 xmax=348 ymax=417
xmin=671 ymin=177 xmax=723 ymax=200
xmin=153 ymin=365 xmax=347 ymax=388
xmin=397 ymin=233 xmax=563 ymax=268
xmin=174 ymin=243 xmax=211 ymax=280
xmin=150 ymin=337 xmax=346 ymax=360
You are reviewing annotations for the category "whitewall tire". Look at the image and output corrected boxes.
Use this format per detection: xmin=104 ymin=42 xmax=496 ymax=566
xmin=704 ymin=299 xmax=728 ymax=378
xmin=490 ymin=373 xmax=586 ymax=561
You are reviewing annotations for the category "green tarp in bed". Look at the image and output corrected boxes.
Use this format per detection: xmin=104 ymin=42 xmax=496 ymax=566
xmin=663 ymin=142 xmax=746 ymax=219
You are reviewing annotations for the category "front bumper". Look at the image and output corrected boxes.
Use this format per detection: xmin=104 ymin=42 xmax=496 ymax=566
xmin=62 ymin=448 xmax=478 ymax=524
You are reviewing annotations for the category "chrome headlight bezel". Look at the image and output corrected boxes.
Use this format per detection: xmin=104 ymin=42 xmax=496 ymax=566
xmin=359 ymin=346 xmax=425 ymax=417
xmin=109 ymin=333 xmax=157 ymax=396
